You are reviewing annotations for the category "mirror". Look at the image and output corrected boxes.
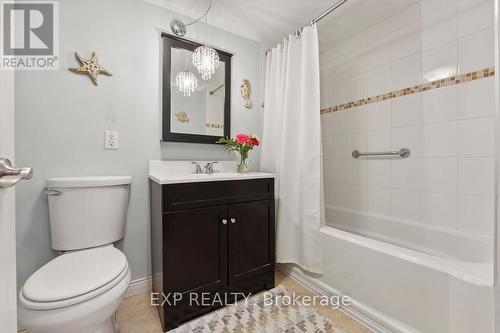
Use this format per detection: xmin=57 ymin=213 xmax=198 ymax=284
xmin=162 ymin=33 xmax=232 ymax=143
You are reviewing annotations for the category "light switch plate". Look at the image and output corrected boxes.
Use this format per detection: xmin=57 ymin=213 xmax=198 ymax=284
xmin=104 ymin=130 xmax=119 ymax=150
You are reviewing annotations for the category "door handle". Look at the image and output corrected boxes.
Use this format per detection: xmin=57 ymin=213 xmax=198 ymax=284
xmin=44 ymin=189 xmax=62 ymax=196
xmin=222 ymin=219 xmax=228 ymax=225
xmin=0 ymin=158 xmax=33 ymax=188
xmin=230 ymin=218 xmax=236 ymax=224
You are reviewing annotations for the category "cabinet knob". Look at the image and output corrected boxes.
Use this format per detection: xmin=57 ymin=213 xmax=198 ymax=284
xmin=230 ymin=218 xmax=236 ymax=224
xmin=222 ymin=219 xmax=228 ymax=225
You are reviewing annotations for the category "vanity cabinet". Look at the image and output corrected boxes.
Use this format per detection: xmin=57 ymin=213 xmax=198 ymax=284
xmin=150 ymin=178 xmax=275 ymax=331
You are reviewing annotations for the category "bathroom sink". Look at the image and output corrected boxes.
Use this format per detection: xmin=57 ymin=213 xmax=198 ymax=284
xmin=148 ymin=160 xmax=275 ymax=184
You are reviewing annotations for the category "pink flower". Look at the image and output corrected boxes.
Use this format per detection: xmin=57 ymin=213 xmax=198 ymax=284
xmin=235 ymin=134 xmax=250 ymax=145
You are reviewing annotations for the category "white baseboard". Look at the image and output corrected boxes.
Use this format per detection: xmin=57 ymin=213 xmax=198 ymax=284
xmin=277 ymin=264 xmax=401 ymax=333
xmin=124 ymin=276 xmax=152 ymax=299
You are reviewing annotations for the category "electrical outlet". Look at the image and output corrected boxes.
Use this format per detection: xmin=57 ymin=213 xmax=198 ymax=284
xmin=104 ymin=130 xmax=119 ymax=150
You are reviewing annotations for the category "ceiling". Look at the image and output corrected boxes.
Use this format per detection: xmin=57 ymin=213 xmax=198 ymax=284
xmin=147 ymin=0 xmax=419 ymax=46
xmin=317 ymin=0 xmax=419 ymax=48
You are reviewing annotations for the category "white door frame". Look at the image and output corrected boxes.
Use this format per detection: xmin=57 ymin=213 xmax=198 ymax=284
xmin=0 ymin=70 xmax=17 ymax=332
xmin=495 ymin=0 xmax=500 ymax=331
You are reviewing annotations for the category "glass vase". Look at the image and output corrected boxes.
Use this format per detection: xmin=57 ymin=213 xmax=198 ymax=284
xmin=236 ymin=156 xmax=249 ymax=173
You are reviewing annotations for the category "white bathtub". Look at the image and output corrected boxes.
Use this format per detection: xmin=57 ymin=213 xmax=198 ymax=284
xmin=284 ymin=206 xmax=495 ymax=333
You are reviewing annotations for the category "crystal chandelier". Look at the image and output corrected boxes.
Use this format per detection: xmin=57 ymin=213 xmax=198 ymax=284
xmin=175 ymin=59 xmax=198 ymax=97
xmin=192 ymin=0 xmax=219 ymax=81
xmin=192 ymin=45 xmax=220 ymax=81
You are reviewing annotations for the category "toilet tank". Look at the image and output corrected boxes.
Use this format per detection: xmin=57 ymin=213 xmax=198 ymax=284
xmin=45 ymin=176 xmax=132 ymax=251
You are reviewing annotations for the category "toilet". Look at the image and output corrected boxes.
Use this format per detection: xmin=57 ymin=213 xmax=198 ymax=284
xmin=19 ymin=176 xmax=133 ymax=333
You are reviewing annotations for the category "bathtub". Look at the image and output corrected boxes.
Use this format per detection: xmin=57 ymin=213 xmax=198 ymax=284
xmin=282 ymin=206 xmax=495 ymax=333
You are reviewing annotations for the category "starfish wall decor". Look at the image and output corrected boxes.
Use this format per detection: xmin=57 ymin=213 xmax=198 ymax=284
xmin=69 ymin=52 xmax=112 ymax=85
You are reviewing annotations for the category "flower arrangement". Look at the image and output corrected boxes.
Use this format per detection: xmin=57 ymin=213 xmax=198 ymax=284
xmin=216 ymin=134 xmax=260 ymax=173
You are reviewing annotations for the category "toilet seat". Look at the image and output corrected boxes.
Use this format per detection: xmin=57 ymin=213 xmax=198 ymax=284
xmin=20 ymin=246 xmax=128 ymax=311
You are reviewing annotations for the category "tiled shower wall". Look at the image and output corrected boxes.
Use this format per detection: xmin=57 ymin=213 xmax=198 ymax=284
xmin=320 ymin=0 xmax=495 ymax=238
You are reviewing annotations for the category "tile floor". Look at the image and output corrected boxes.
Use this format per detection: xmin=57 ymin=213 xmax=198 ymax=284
xmin=116 ymin=271 xmax=373 ymax=333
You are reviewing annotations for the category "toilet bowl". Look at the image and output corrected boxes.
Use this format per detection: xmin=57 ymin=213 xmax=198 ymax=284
xmin=19 ymin=246 xmax=131 ymax=333
xmin=19 ymin=176 xmax=132 ymax=333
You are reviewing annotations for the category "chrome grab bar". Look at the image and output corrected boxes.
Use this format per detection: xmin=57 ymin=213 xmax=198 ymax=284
xmin=352 ymin=148 xmax=411 ymax=159
xmin=0 ymin=158 xmax=33 ymax=188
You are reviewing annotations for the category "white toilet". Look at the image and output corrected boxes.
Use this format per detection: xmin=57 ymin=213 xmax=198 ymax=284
xmin=19 ymin=176 xmax=133 ymax=333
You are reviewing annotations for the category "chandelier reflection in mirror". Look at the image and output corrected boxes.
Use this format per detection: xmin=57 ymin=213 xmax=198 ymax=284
xmin=176 ymin=58 xmax=198 ymax=96
xmin=192 ymin=45 xmax=219 ymax=80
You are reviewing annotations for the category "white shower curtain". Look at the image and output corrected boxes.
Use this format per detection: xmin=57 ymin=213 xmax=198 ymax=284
xmin=260 ymin=24 xmax=323 ymax=274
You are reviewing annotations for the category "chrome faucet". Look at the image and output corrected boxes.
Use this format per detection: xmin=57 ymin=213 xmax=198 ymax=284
xmin=191 ymin=161 xmax=218 ymax=174
xmin=204 ymin=162 xmax=218 ymax=174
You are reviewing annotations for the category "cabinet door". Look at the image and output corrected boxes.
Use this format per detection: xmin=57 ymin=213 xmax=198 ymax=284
xmin=163 ymin=206 xmax=227 ymax=327
xmin=164 ymin=206 xmax=227 ymax=292
xmin=227 ymin=200 xmax=274 ymax=285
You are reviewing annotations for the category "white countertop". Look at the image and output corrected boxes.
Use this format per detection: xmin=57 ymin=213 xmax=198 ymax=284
xmin=149 ymin=160 xmax=275 ymax=184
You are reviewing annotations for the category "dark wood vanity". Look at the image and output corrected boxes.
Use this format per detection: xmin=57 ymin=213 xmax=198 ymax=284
xmin=150 ymin=177 xmax=275 ymax=331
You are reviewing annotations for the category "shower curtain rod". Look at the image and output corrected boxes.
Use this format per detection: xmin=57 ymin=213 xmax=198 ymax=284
xmin=266 ymin=0 xmax=348 ymax=54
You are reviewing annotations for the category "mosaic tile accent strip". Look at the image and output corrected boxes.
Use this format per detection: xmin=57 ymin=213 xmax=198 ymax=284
xmin=320 ymin=67 xmax=495 ymax=114
xmin=171 ymin=286 xmax=338 ymax=333
xmin=205 ymin=123 xmax=224 ymax=129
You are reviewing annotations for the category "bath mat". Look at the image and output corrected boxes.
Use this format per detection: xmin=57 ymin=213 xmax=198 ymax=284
xmin=171 ymin=286 xmax=339 ymax=333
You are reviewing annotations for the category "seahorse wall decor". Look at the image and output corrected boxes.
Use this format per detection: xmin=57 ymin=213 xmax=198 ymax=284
xmin=240 ymin=79 xmax=252 ymax=108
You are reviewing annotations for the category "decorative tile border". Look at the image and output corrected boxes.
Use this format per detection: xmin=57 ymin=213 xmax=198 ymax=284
xmin=205 ymin=123 xmax=224 ymax=129
xmin=320 ymin=67 xmax=495 ymax=114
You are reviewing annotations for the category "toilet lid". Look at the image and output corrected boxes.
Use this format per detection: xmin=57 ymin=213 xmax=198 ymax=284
xmin=22 ymin=246 xmax=127 ymax=302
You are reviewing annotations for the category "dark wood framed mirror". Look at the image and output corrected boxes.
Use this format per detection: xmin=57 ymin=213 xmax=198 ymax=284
xmin=162 ymin=33 xmax=232 ymax=144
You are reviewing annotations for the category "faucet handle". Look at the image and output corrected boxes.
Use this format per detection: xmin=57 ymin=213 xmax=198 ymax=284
xmin=191 ymin=162 xmax=202 ymax=174
xmin=204 ymin=161 xmax=218 ymax=174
